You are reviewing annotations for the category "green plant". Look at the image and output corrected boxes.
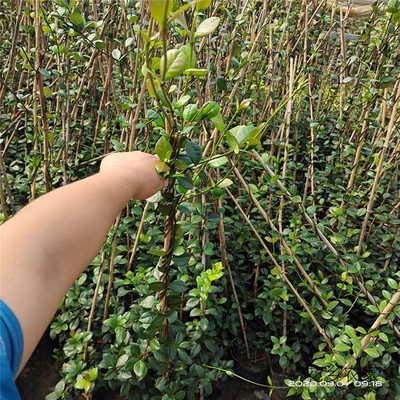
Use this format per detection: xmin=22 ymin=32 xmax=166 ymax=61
xmin=1 ymin=0 xmax=400 ymax=399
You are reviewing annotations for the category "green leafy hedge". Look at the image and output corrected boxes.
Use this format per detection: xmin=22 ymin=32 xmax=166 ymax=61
xmin=1 ymin=0 xmax=400 ymax=399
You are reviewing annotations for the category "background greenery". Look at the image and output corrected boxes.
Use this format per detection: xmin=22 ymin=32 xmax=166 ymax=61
xmin=1 ymin=0 xmax=400 ymax=399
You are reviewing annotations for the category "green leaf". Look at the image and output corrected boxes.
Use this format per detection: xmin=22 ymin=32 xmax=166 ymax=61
xmin=169 ymin=2 xmax=193 ymax=23
xmin=184 ymin=68 xmax=209 ymax=76
xmin=146 ymin=78 xmax=161 ymax=98
xmin=216 ymin=76 xmax=227 ymax=90
xmin=217 ymin=178 xmax=233 ymax=188
xmin=169 ymin=280 xmax=188 ymax=293
xmin=270 ymin=175 xmax=280 ymax=184
xmin=140 ymin=295 xmax=158 ymax=308
xmin=134 ymin=360 xmax=148 ymax=381
xmin=388 ymin=278 xmax=398 ymax=290
xmin=229 ymin=125 xmax=255 ymax=146
xmin=335 ymin=353 xmax=346 ymax=366
xmin=279 ymin=356 xmax=288 ymax=368
xmin=208 ymin=155 xmax=228 ymax=168
xmin=149 ymin=281 xmax=165 ymax=291
xmin=306 ymin=205 xmax=316 ymax=215
xmin=45 ymin=393 xmax=60 ymax=400
xmin=160 ymin=49 xmax=188 ymax=80
xmin=120 ymin=381 xmax=131 ymax=396
xmin=345 ymin=325 xmax=357 ymax=339
xmin=179 ymin=45 xmax=196 ymax=69
xmin=149 ymin=0 xmax=173 ymax=25
xmin=226 ymin=131 xmax=239 ymax=153
xmin=326 ymin=301 xmax=339 ymax=311
xmin=196 ymin=0 xmax=211 ymax=11
xmin=177 ymin=175 xmax=193 ymax=190
xmin=39 ymin=68 xmax=50 ymax=79
xmin=379 ymin=332 xmax=389 ymax=342
xmin=211 ymin=111 xmax=224 ymax=131
xmin=101 ymin=353 xmax=115 ymax=368
xmin=199 ymin=101 xmax=220 ymax=119
xmin=185 ymin=141 xmax=202 ymax=164
xmin=70 ymin=10 xmax=83 ymax=26
xmin=239 ymin=98 xmax=251 ymax=110
xmin=146 ymin=192 xmax=162 ymax=203
xmin=89 ymin=368 xmax=98 ymax=381
xmin=178 ymin=202 xmax=197 ymax=214
xmin=94 ymin=40 xmax=106 ymax=50
xmin=148 ymin=248 xmax=167 ymax=257
xmin=292 ymin=195 xmax=302 ymax=204
xmin=155 ymin=161 xmax=170 ymax=174
xmin=43 ymin=87 xmax=52 ymax=98
xmin=155 ymin=136 xmax=173 ymax=162
xmin=195 ymin=17 xmax=220 ymax=38
xmin=335 ymin=343 xmax=351 ymax=352
xmin=199 ymin=318 xmax=209 ymax=331
xmin=183 ymin=104 xmax=198 ymax=122
xmin=380 ymin=76 xmax=396 ymax=88
xmin=116 ymin=354 xmax=129 ymax=367
xmin=365 ymin=346 xmax=380 ymax=358
xmin=174 ymin=95 xmax=191 ymax=109
xmin=75 ymin=378 xmax=91 ymax=391
xmin=112 ymin=49 xmax=121 ymax=60
xmin=301 ymin=388 xmax=311 ymax=400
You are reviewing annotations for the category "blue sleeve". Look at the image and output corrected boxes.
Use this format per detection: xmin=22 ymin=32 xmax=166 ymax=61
xmin=0 ymin=299 xmax=23 ymax=400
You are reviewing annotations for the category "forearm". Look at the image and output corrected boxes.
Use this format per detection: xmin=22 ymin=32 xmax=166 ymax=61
xmin=2 ymin=170 xmax=132 ymax=282
xmin=0 ymin=151 xmax=164 ymax=373
xmin=0 ymin=170 xmax=134 ymax=369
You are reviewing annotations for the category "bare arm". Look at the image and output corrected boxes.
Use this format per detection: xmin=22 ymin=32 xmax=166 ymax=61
xmin=0 ymin=151 xmax=166 ymax=373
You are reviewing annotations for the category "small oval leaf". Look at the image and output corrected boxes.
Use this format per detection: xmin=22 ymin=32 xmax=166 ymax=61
xmin=155 ymin=136 xmax=173 ymax=162
xmin=160 ymin=49 xmax=188 ymax=80
xmin=195 ymin=17 xmax=220 ymax=38
xmin=134 ymin=360 xmax=148 ymax=381
xmin=183 ymin=104 xmax=198 ymax=122
xmin=196 ymin=0 xmax=212 ymax=11
xmin=185 ymin=141 xmax=202 ymax=164
xmin=149 ymin=0 xmax=173 ymax=25
xmin=217 ymin=178 xmax=233 ymax=188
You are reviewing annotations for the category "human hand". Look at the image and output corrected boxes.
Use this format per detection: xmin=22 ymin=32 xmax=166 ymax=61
xmin=100 ymin=151 xmax=168 ymax=200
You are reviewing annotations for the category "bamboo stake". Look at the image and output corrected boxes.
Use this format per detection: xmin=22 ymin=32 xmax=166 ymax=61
xmin=103 ymin=213 xmax=122 ymax=321
xmin=0 ymin=0 xmax=25 ymax=107
xmin=357 ymin=80 xmax=400 ymax=255
xmin=62 ymin=35 xmax=71 ymax=185
xmin=34 ymin=0 xmax=50 ymax=192
xmin=83 ymin=252 xmax=106 ymax=360
xmin=127 ymin=202 xmax=150 ymax=271
xmin=340 ymin=290 xmax=400 ymax=376
xmin=215 ymin=191 xmax=250 ymax=359
xmin=0 ymin=150 xmax=16 ymax=214
xmin=0 ymin=175 xmax=9 ymax=220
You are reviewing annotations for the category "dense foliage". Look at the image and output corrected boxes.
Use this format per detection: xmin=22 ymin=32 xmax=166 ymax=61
xmin=1 ymin=0 xmax=400 ymax=399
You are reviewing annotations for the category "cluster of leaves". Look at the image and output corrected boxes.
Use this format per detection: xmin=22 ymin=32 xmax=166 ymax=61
xmin=1 ymin=0 xmax=400 ymax=399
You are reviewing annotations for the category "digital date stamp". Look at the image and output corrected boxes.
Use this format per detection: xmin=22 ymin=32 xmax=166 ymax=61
xmin=285 ymin=365 xmax=384 ymax=389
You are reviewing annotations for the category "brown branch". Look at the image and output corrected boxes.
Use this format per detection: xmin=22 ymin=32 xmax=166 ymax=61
xmin=84 ymin=252 xmax=106 ymax=360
